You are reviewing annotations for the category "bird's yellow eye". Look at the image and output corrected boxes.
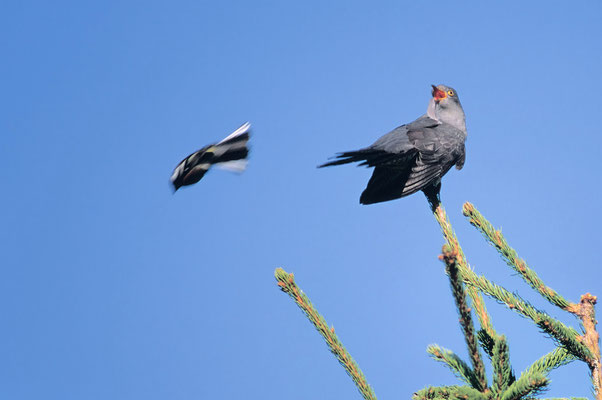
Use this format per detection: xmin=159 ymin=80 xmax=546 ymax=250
xmin=447 ymin=90 xmax=454 ymax=96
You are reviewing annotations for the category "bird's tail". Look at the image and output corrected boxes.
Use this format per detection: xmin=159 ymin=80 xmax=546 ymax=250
xmin=213 ymin=122 xmax=251 ymax=172
xmin=318 ymin=149 xmax=401 ymax=168
xmin=318 ymin=150 xmax=368 ymax=167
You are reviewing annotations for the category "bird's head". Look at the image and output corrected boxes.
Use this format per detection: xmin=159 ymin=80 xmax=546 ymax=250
xmin=431 ymin=84 xmax=461 ymax=107
xmin=428 ymin=84 xmax=466 ymax=132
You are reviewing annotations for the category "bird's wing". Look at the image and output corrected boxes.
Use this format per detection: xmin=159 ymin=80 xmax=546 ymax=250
xmin=399 ymin=127 xmax=449 ymax=196
xmin=401 ymin=162 xmax=443 ymax=196
xmin=370 ymin=115 xmax=439 ymax=152
xmin=215 ymin=159 xmax=248 ymax=172
xmin=429 ymin=125 xmax=466 ymax=171
xmin=190 ymin=145 xmax=217 ymax=166
xmin=360 ymin=163 xmax=415 ymax=204
xmin=455 ymin=142 xmax=466 ymax=170
xmin=170 ymin=145 xmax=213 ymax=186
xmin=358 ymin=119 xmax=442 ymax=203
xmin=191 ymin=122 xmax=250 ymax=164
xmin=217 ymin=122 xmax=251 ymax=145
xmin=402 ymin=124 xmax=466 ymax=194
xmin=170 ymin=122 xmax=252 ymax=191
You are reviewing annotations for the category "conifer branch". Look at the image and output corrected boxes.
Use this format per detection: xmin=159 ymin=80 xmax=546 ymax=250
xmin=413 ymin=385 xmax=488 ymax=400
xmin=462 ymin=202 xmax=574 ymax=311
xmin=434 ymin=206 xmax=498 ymax=342
xmin=431 ymin=208 xmax=591 ymax=362
xmin=427 ymin=345 xmax=480 ymax=389
xmin=492 ymin=335 xmax=515 ymax=395
xmin=500 ymin=372 xmax=549 ymax=400
xmin=520 ymin=347 xmax=576 ymax=377
xmin=477 ymin=328 xmax=496 ymax=358
xmin=568 ymin=293 xmax=601 ymax=398
xmin=440 ymin=245 xmax=488 ymax=391
xmin=453 ymin=259 xmax=592 ymax=362
xmin=538 ymin=398 xmax=588 ymax=400
xmin=274 ymin=268 xmax=377 ymax=400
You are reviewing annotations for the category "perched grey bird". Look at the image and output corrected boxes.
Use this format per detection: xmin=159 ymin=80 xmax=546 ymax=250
xmin=319 ymin=85 xmax=467 ymax=211
xmin=170 ymin=122 xmax=251 ymax=191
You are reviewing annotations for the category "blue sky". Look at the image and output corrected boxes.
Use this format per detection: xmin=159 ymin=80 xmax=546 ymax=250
xmin=2 ymin=1 xmax=602 ymax=398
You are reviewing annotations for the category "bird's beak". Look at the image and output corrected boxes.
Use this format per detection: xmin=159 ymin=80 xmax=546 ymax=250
xmin=431 ymin=85 xmax=446 ymax=102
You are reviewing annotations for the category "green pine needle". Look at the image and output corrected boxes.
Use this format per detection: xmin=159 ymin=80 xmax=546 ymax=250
xmin=492 ymin=335 xmax=515 ymax=394
xmin=274 ymin=268 xmax=377 ymax=400
xmin=500 ymin=372 xmax=549 ymax=400
xmin=462 ymin=203 xmax=573 ymax=311
xmin=413 ymin=385 xmax=488 ymax=400
xmin=521 ymin=348 xmax=577 ymax=377
xmin=427 ymin=345 xmax=480 ymax=389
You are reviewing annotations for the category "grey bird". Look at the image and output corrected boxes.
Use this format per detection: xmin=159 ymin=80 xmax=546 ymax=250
xmin=170 ymin=122 xmax=251 ymax=191
xmin=319 ymin=85 xmax=467 ymax=211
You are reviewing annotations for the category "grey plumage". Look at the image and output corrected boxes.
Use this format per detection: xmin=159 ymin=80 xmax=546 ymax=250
xmin=170 ymin=122 xmax=251 ymax=191
xmin=319 ymin=85 xmax=467 ymax=211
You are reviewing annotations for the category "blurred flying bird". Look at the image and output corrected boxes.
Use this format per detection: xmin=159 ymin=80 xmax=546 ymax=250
xmin=170 ymin=122 xmax=251 ymax=191
xmin=319 ymin=85 xmax=467 ymax=211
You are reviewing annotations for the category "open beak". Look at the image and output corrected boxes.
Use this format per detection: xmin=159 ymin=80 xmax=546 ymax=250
xmin=431 ymin=85 xmax=446 ymax=102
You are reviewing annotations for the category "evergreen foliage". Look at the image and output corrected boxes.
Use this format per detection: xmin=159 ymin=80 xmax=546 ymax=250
xmin=274 ymin=268 xmax=377 ymax=400
xmin=274 ymin=203 xmax=601 ymax=399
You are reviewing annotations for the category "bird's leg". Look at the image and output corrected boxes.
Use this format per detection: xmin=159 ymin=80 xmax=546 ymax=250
xmin=423 ymin=180 xmax=442 ymax=212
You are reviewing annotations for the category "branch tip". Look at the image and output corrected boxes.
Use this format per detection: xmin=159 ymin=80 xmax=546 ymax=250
xmin=274 ymin=269 xmax=377 ymax=400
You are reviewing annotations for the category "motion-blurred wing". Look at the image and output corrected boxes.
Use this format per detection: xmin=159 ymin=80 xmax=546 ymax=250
xmin=170 ymin=122 xmax=251 ymax=191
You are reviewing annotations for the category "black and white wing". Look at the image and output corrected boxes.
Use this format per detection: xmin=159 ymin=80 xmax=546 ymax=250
xmin=170 ymin=122 xmax=251 ymax=191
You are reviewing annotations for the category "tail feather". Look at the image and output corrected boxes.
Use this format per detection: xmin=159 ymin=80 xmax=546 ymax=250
xmin=318 ymin=150 xmax=372 ymax=168
xmin=319 ymin=149 xmax=411 ymax=168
